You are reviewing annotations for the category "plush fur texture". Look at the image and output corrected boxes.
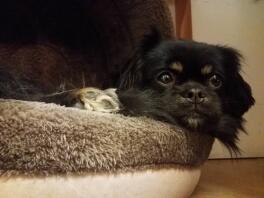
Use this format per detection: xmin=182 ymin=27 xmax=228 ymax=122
xmin=117 ymin=29 xmax=255 ymax=154
xmin=0 ymin=99 xmax=213 ymax=176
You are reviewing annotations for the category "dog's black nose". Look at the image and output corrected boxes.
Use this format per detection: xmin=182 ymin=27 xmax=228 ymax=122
xmin=184 ymin=88 xmax=206 ymax=103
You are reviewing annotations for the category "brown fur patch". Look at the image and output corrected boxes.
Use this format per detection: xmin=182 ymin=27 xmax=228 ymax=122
xmin=201 ymin=65 xmax=213 ymax=75
xmin=170 ymin=62 xmax=183 ymax=73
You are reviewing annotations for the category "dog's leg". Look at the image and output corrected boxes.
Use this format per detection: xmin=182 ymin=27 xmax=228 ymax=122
xmin=71 ymin=88 xmax=120 ymax=113
xmin=41 ymin=88 xmax=120 ymax=113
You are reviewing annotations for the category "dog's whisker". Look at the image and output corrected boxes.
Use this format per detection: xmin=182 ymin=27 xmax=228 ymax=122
xmin=42 ymin=89 xmax=77 ymax=98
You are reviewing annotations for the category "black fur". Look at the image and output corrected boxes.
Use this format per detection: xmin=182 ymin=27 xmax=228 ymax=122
xmin=117 ymin=29 xmax=255 ymax=154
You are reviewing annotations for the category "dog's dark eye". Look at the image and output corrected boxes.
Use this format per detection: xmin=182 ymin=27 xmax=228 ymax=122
xmin=208 ymin=75 xmax=222 ymax=89
xmin=156 ymin=71 xmax=175 ymax=85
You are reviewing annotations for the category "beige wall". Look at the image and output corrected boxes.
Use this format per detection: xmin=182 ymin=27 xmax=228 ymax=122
xmin=191 ymin=0 xmax=264 ymax=158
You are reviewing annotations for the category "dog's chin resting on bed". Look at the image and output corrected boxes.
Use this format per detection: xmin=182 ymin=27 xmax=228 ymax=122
xmin=115 ymin=30 xmax=255 ymax=154
xmin=0 ymin=30 xmax=255 ymax=155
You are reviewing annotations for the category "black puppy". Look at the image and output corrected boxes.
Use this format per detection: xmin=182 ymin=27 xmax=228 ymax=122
xmin=117 ymin=29 xmax=255 ymax=154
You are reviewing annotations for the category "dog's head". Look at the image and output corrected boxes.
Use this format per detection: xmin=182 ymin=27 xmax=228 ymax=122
xmin=119 ymin=29 xmax=255 ymax=153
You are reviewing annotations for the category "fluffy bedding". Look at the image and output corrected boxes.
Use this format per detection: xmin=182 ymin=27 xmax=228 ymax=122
xmin=0 ymin=99 xmax=213 ymax=176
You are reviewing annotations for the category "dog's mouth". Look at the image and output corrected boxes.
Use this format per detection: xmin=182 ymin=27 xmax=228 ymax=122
xmin=178 ymin=105 xmax=220 ymax=130
xmin=182 ymin=110 xmax=205 ymax=129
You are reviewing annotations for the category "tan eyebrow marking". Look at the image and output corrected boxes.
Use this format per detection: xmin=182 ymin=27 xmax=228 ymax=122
xmin=170 ymin=62 xmax=183 ymax=73
xmin=201 ymin=65 xmax=213 ymax=75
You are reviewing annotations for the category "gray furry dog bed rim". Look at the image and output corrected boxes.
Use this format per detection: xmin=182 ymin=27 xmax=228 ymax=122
xmin=0 ymin=99 xmax=214 ymax=176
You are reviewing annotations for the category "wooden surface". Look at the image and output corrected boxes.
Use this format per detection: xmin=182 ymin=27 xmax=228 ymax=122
xmin=192 ymin=159 xmax=264 ymax=197
xmin=174 ymin=0 xmax=192 ymax=39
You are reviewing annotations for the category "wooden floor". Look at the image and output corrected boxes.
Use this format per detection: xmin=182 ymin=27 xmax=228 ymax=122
xmin=192 ymin=159 xmax=264 ymax=198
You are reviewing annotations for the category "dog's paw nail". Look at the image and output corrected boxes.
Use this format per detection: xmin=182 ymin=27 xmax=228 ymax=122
xmin=73 ymin=101 xmax=84 ymax=109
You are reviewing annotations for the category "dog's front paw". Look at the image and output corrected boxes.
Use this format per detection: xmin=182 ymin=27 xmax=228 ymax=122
xmin=72 ymin=88 xmax=120 ymax=113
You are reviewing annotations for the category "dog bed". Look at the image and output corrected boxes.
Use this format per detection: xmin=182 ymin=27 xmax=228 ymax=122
xmin=0 ymin=0 xmax=214 ymax=197
xmin=0 ymin=99 xmax=213 ymax=197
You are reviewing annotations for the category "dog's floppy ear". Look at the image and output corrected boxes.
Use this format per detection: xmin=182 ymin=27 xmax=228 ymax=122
xmin=140 ymin=27 xmax=162 ymax=56
xmin=118 ymin=27 xmax=162 ymax=89
xmin=219 ymin=46 xmax=255 ymax=117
